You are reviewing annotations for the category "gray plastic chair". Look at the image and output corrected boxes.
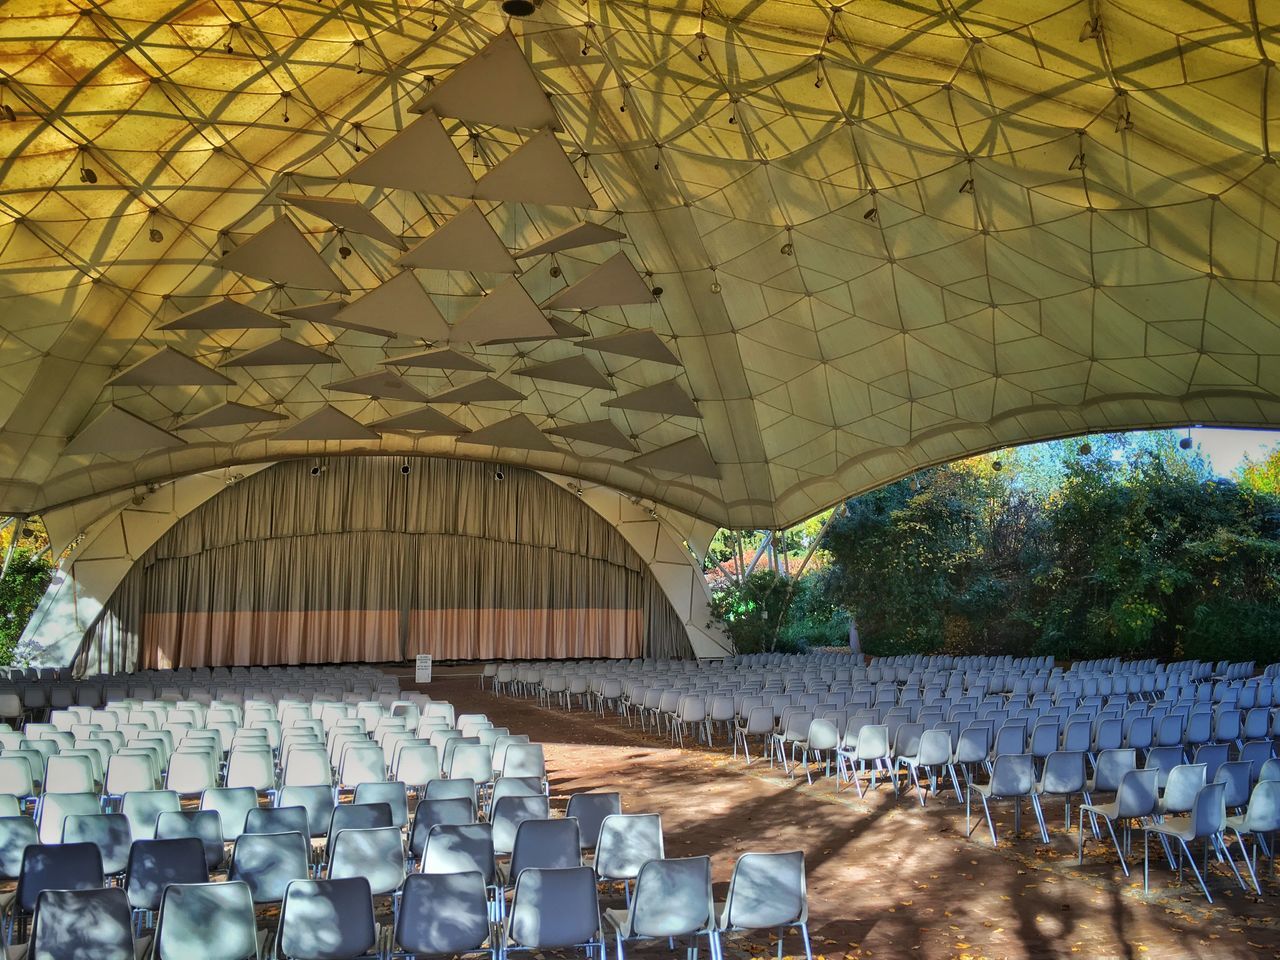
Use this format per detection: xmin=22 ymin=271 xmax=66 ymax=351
xmin=498 ymin=817 xmax=581 ymax=886
xmin=328 ymin=825 xmax=405 ymax=898
xmin=229 ymin=830 xmax=310 ymax=906
xmin=62 ymin=812 xmax=132 ymax=876
xmin=1227 ymin=779 xmax=1280 ymax=894
xmin=594 ymin=814 xmax=664 ymax=904
xmin=605 ymin=856 xmax=718 ymax=960
xmin=1035 ymin=751 xmax=1086 ymax=831
xmin=36 ymin=792 xmax=101 ymax=845
xmin=245 ymin=805 xmax=309 ymax=838
xmin=324 ymin=803 xmax=392 ymax=863
xmin=150 ymin=881 xmax=260 ymax=960
xmin=716 ymin=851 xmax=811 ymax=960
xmin=155 ymin=809 xmax=226 ymax=872
xmin=275 ymin=877 xmax=378 ymax=960
xmin=25 ymin=887 xmax=136 ymax=960
xmin=425 ymin=778 xmax=477 ymax=811
xmin=836 ymin=724 xmax=892 ymax=797
xmin=504 ymin=866 xmax=604 ymax=960
xmin=392 ymin=871 xmax=494 ymax=960
xmin=422 ymin=823 xmax=497 ymax=885
xmin=0 ymin=816 xmax=38 ymax=882
xmin=126 ymin=837 xmax=210 ymax=920
xmin=276 ymin=786 xmax=335 ymax=840
xmin=200 ymin=787 xmax=259 ymax=844
xmin=792 ymin=719 xmax=840 ymax=784
xmin=352 ymin=781 xmax=408 ymax=829
xmin=491 ymin=795 xmax=551 ymax=857
xmin=410 ymin=797 xmax=476 ymax=863
xmin=1077 ymin=768 xmax=1158 ymax=878
xmin=1143 ymin=780 xmax=1245 ymax=902
xmin=896 ymin=729 xmax=952 ymax=806
xmin=1157 ymin=764 xmax=1207 ymax=817
xmin=968 ymin=754 xmax=1047 ymax=847
xmin=121 ymin=790 xmax=181 ymax=842
xmin=566 ymin=793 xmax=622 ymax=851
xmin=734 ymin=707 xmax=774 ymax=765
xmin=7 ymin=843 xmax=103 ymax=942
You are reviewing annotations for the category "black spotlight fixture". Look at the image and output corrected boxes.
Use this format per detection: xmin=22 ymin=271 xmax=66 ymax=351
xmin=310 ymin=465 xmax=322 ymax=477
xmin=991 ymin=460 xmax=1003 ymax=472
xmin=400 ymin=459 xmax=411 ymax=476
xmin=494 ymin=468 xmax=505 ymax=481
xmin=502 ymin=0 xmax=536 ymax=15
xmin=1078 ymin=441 xmax=1092 ymax=456
xmin=1179 ymin=436 xmax=1193 ymax=450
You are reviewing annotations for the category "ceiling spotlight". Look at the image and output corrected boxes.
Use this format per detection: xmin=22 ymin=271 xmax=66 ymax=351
xmin=863 ymin=207 xmax=879 ymax=222
xmin=310 ymin=465 xmax=323 ymax=477
xmin=710 ymin=280 xmax=722 ymax=294
xmin=79 ymin=166 xmax=97 ymax=184
xmin=1078 ymin=441 xmax=1092 ymax=456
xmin=651 ymin=286 xmax=663 ymax=298
xmin=991 ymin=460 xmax=1003 ymax=472
xmin=501 ymin=0 xmax=536 ymax=15
xmin=549 ymin=265 xmax=561 ymax=278
xmin=148 ymin=227 xmax=164 ymax=243
xmin=0 ymin=105 xmax=15 ymax=123
xmin=400 ymin=460 xmax=411 ymax=476
xmin=1179 ymin=436 xmax=1193 ymax=450
xmin=339 ymin=245 xmax=352 ymax=259
xmin=780 ymin=242 xmax=794 ymax=256
xmin=494 ymin=468 xmax=505 ymax=481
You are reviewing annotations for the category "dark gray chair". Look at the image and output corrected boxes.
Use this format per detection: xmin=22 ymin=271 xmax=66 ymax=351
xmin=150 ymin=881 xmax=260 ymax=960
xmin=504 ymin=866 xmax=604 ymax=960
xmin=26 ymin=887 xmax=136 ymax=960
xmin=716 ymin=851 xmax=811 ymax=960
xmin=604 ymin=856 xmax=718 ymax=960
xmin=275 ymin=877 xmax=378 ymax=960
xmin=391 ymin=871 xmax=494 ymax=960
xmin=229 ymin=831 xmax=310 ymax=906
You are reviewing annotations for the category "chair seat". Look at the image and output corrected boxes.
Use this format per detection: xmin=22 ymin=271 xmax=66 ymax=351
xmin=1225 ymin=813 xmax=1249 ymax=831
xmin=604 ymin=907 xmax=631 ymax=934
xmin=1144 ymin=816 xmax=1196 ymax=842
xmin=1079 ymin=801 xmax=1120 ymax=820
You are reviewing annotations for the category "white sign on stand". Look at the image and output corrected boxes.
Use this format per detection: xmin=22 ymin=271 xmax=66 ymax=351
xmin=415 ymin=654 xmax=433 ymax=684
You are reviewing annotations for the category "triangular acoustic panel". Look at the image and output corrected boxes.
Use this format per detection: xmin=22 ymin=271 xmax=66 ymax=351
xmin=278 ymin=299 xmax=397 ymax=338
xmin=474 ymin=130 xmax=594 ymax=209
xmin=627 ymin=435 xmax=720 ymax=479
xmin=159 ymin=299 xmax=287 ymax=331
xmin=107 ymin=346 xmax=233 ymax=387
xmin=333 ymin=272 xmax=451 ymax=341
xmin=545 ymin=419 xmax=638 ymax=452
xmin=542 ymin=252 xmax=653 ymax=310
xmin=516 ymin=221 xmax=626 ymax=259
xmin=480 ymin=314 xmax=591 ymax=345
xmin=603 ymin=378 xmax=701 ymax=418
xmin=345 ymin=113 xmax=475 ymax=198
xmin=216 ymin=217 xmax=348 ymax=293
xmin=410 ymin=31 xmax=557 ymax=130
xmin=279 ymin=193 xmax=406 ymax=249
xmin=396 ymin=205 xmax=518 ymax=273
xmin=514 ymin=355 xmax=613 ymax=390
xmin=326 ymin=371 xmax=431 ymax=402
xmin=578 ymin=328 xmax=682 ymax=365
xmin=178 ymin=402 xmax=289 ymax=430
xmin=428 ymin=377 xmax=526 ymax=403
xmin=451 ymin=277 xmax=556 ymax=343
xmin=460 ymin=413 xmax=560 ymax=452
xmin=370 ymin=406 xmax=470 ymax=434
xmin=64 ymin=405 xmax=186 ymax=456
xmin=220 ymin=339 xmax=339 ymax=367
xmin=381 ymin=347 xmax=493 ymax=372
xmin=269 ymin=405 xmax=380 ymax=441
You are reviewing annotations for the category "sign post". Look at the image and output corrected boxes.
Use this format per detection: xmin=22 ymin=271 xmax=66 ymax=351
xmin=414 ymin=654 xmax=433 ymax=684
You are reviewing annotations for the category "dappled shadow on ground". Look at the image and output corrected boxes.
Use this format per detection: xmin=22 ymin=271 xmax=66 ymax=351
xmin=415 ymin=672 xmax=1280 ymax=960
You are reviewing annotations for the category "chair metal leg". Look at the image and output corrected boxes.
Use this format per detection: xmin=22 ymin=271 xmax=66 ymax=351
xmin=1183 ymin=838 xmax=1213 ymax=903
xmin=1234 ymin=828 xmax=1263 ymax=894
xmin=981 ymin=795 xmax=998 ymax=847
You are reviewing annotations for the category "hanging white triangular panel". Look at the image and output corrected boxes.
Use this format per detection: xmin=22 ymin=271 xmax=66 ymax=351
xmin=516 ymin=221 xmax=626 ymax=259
xmin=602 ymin=378 xmax=701 ymax=418
xmin=178 ymin=402 xmax=289 ymax=430
xmin=220 ymin=339 xmax=339 ymax=367
xmin=396 ymin=205 xmax=518 ymax=273
xmin=333 ymin=272 xmax=451 ymax=341
xmin=278 ymin=299 xmax=398 ymax=338
xmin=279 ymin=193 xmax=406 ymax=249
xmin=578 ymin=328 xmax=682 ymax=365
xmin=545 ymin=419 xmax=638 ymax=451
xmin=514 ymin=355 xmax=613 ymax=390
xmin=542 ymin=253 xmax=653 ymax=310
xmin=64 ymin=405 xmax=186 ymax=456
xmin=344 ymin=113 xmax=475 ymax=198
xmin=381 ymin=347 xmax=493 ymax=372
xmin=460 ymin=413 xmax=560 ymax=452
xmin=410 ymin=31 xmax=557 ymax=130
xmin=370 ymin=406 xmax=470 ymax=434
xmin=107 ymin=346 xmax=234 ymax=387
xmin=480 ymin=314 xmax=591 ymax=345
xmin=325 ymin=371 xmax=430 ymax=402
xmin=474 ymin=130 xmax=594 ymax=209
xmin=269 ymin=405 xmax=380 ymax=441
xmin=216 ymin=217 xmax=348 ymax=293
xmin=450 ymin=277 xmax=556 ymax=343
xmin=159 ymin=299 xmax=287 ymax=331
xmin=428 ymin=377 xmax=525 ymax=403
xmin=627 ymin=435 xmax=720 ymax=478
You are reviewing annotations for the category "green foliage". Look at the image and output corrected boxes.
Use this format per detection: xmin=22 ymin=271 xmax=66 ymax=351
xmin=0 ymin=550 xmax=52 ymax=665
xmin=708 ymin=570 xmax=812 ymax=654
xmin=814 ymin=432 xmax=1280 ymax=662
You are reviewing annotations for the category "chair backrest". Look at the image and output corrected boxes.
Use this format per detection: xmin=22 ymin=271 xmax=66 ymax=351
xmin=565 ymin=792 xmax=622 ymax=850
xmin=37 ymin=792 xmax=102 ymax=844
xmin=1091 ymin=749 xmax=1137 ymax=793
xmin=1161 ymin=764 xmax=1207 ymax=815
xmin=1215 ymin=760 xmax=1253 ymax=809
xmin=245 ymin=805 xmax=310 ymax=837
xmin=1190 ymin=780 xmax=1228 ymax=839
xmin=421 ymin=823 xmax=496 ymax=884
xmin=510 ymin=817 xmax=582 ymax=876
xmin=62 ymin=812 xmax=132 ymax=875
xmin=1039 ymin=752 xmax=1085 ymax=794
xmin=410 ymin=797 xmax=476 ymax=859
xmin=352 ymin=781 xmax=409 ymax=828
xmin=125 ymin=837 xmax=210 ymax=911
xmin=1114 ymin=768 xmax=1160 ymax=820
xmin=328 ymin=825 xmax=405 ymax=896
xmin=229 ymin=830 xmax=311 ymax=905
xmin=325 ymin=801 xmax=392 ymax=852
xmin=277 ymin=885 xmax=376 ymax=960
xmin=153 ymin=881 xmax=259 ymax=960
xmin=626 ymin=856 xmax=714 ymax=938
xmin=396 ymin=871 xmax=491 ymax=956
xmin=502 ymin=743 xmax=546 ymax=780
xmin=425 ymin=777 xmax=477 ymax=807
xmin=200 ymin=786 xmax=259 ymax=842
xmin=0 ymin=815 xmax=39 ymax=879
xmin=27 ymin=887 xmax=136 ymax=960
xmin=491 ymin=794 xmax=551 ymax=856
xmin=17 ymin=843 xmax=104 ymax=913
xmin=1243 ymin=779 xmax=1280 ymax=833
xmin=595 ymin=813 xmax=664 ymax=881
xmin=155 ymin=810 xmax=225 ymax=871
xmin=277 ymin=785 xmax=336 ymax=839
xmin=989 ymin=754 xmax=1034 ymax=798
xmin=721 ymin=850 xmax=807 ymax=931
xmin=507 ymin=866 xmax=601 ymax=950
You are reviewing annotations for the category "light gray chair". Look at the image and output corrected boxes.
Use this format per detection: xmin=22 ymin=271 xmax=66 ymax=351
xmin=1227 ymin=779 xmax=1280 ymax=894
xmin=1035 ymin=751 xmax=1086 ymax=831
xmin=716 ymin=851 xmax=811 ymax=960
xmin=274 ymin=877 xmax=378 ymax=960
xmin=566 ymin=792 xmax=622 ymax=851
xmin=504 ymin=866 xmax=605 ymax=960
xmin=148 ymin=880 xmax=261 ymax=959
xmin=605 ymin=856 xmax=718 ymax=960
xmin=228 ymin=830 xmax=310 ymax=906
xmin=594 ymin=814 xmax=664 ymax=904
xmin=25 ymin=887 xmax=136 ymax=960
xmin=1077 ymin=768 xmax=1158 ymax=877
xmin=968 ymin=754 xmax=1047 ymax=847
xmin=1143 ymin=780 xmax=1246 ymax=903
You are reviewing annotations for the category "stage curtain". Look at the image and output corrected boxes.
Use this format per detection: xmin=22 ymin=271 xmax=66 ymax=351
xmin=76 ymin=457 xmax=691 ymax=671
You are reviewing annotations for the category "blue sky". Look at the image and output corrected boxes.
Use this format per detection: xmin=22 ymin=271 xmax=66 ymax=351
xmin=1190 ymin=428 xmax=1280 ymax=473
